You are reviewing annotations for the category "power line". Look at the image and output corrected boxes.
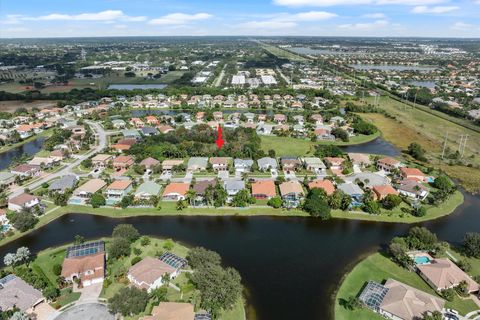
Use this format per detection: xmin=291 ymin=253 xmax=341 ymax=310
xmin=441 ymin=131 xmax=449 ymax=160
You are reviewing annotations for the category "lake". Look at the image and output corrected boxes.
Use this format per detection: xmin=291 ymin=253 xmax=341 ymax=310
xmin=0 ymin=137 xmax=45 ymax=170
xmin=107 ymin=84 xmax=168 ymax=90
xmin=349 ymin=64 xmax=436 ymax=71
xmin=1 ymin=191 xmax=479 ymax=320
xmin=341 ymin=137 xmax=400 ymax=157
xmin=289 ymin=47 xmax=354 ymax=56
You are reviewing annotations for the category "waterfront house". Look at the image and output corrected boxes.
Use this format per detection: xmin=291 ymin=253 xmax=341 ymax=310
xmin=106 ymin=180 xmax=133 ymax=203
xmin=337 ymin=183 xmax=364 ymax=206
xmin=344 ymin=172 xmax=389 ymax=189
xmin=417 ymin=258 xmax=480 ymax=293
xmin=8 ymin=193 xmax=40 ymax=212
xmin=162 ymin=183 xmax=190 ymax=201
xmin=257 ymin=157 xmax=277 ymax=171
xmin=91 ymin=154 xmax=113 ymax=168
xmin=0 ymin=274 xmax=45 ymax=314
xmin=359 ymin=279 xmax=445 ymax=320
xmin=251 ymin=180 xmax=276 ymax=200
xmin=372 ymin=185 xmax=399 ymax=201
xmin=279 ymin=181 xmax=304 ymax=207
xmin=324 ymin=157 xmax=345 ymax=170
xmin=397 ymin=179 xmax=429 ymax=200
xmin=308 ymin=179 xmax=335 ymax=196
xmin=29 ymin=156 xmax=57 ymax=168
xmin=224 ymin=179 xmax=245 ymax=197
xmin=400 ymin=167 xmax=427 ymax=182
xmin=192 ymin=180 xmax=217 ymax=205
xmin=347 ymin=153 xmax=372 ymax=168
xmin=127 ymin=257 xmax=178 ymax=293
xmin=73 ymin=179 xmax=107 ymax=200
xmin=48 ymin=175 xmax=78 ymax=194
xmin=61 ymin=241 xmax=106 ymax=287
xmin=135 ymin=181 xmax=161 ymax=200
xmin=377 ymin=157 xmax=401 ymax=173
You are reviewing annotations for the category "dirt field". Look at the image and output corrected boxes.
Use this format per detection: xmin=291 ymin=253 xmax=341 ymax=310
xmin=0 ymin=100 xmax=58 ymax=113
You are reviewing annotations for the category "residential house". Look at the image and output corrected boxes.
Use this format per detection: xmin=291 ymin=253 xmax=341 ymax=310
xmin=145 ymin=116 xmax=159 ymax=125
xmin=348 ymin=153 xmax=372 ymax=168
xmin=141 ymin=302 xmax=195 ymax=320
xmin=106 ymin=180 xmax=133 ymax=202
xmin=337 ymin=183 xmax=364 ymax=206
xmin=91 ymin=154 xmax=113 ymax=168
xmin=359 ymin=279 xmax=445 ymax=320
xmin=157 ymin=125 xmax=175 ymax=134
xmin=274 ymin=114 xmax=287 ymax=124
xmin=310 ymin=114 xmax=323 ymax=125
xmin=129 ymin=118 xmax=145 ymax=128
xmin=61 ymin=241 xmax=106 ymax=287
xmin=11 ymin=164 xmax=41 ymax=178
xmin=344 ymin=172 xmax=389 ymax=189
xmin=72 ymin=179 xmax=107 ymax=200
xmin=187 ymin=157 xmax=208 ymax=172
xmin=8 ymin=193 xmax=40 ymax=212
xmin=122 ymin=129 xmax=142 ymax=141
xmin=192 ymin=180 xmax=217 ymax=205
xmin=111 ymin=138 xmax=136 ymax=152
xmin=256 ymin=123 xmax=273 ymax=136
xmin=127 ymin=257 xmax=178 ymax=292
xmin=0 ymin=274 xmax=45 ymax=313
xmin=302 ymin=157 xmax=326 ymax=174
xmin=279 ymin=181 xmax=304 ymax=206
xmin=29 ymin=156 xmax=57 ymax=168
xmin=135 ymin=181 xmax=161 ymax=200
xmin=162 ymin=183 xmax=190 ymax=201
xmin=324 ymin=157 xmax=345 ymax=170
xmin=112 ymin=119 xmax=126 ymax=129
xmin=141 ymin=126 xmax=158 ymax=137
xmin=162 ymin=159 xmax=184 ymax=173
xmin=308 ymin=179 xmax=335 ymax=196
xmin=140 ymin=157 xmax=160 ymax=170
xmin=251 ymin=180 xmax=276 ymax=200
xmin=113 ymin=155 xmax=134 ymax=170
xmin=234 ymin=159 xmax=254 ymax=173
xmin=417 ymin=258 xmax=480 ymax=293
xmin=224 ymin=179 xmax=245 ymax=197
xmin=48 ymin=175 xmax=78 ymax=194
xmin=314 ymin=127 xmax=335 ymax=141
xmin=209 ymin=157 xmax=230 ymax=172
xmin=280 ymin=157 xmax=301 ymax=172
xmin=377 ymin=157 xmax=401 ymax=173
xmin=0 ymin=171 xmax=15 ymax=187
xmin=257 ymin=157 xmax=277 ymax=171
xmin=397 ymin=179 xmax=429 ymax=200
xmin=372 ymin=185 xmax=399 ymax=201
xmin=400 ymin=167 xmax=427 ymax=182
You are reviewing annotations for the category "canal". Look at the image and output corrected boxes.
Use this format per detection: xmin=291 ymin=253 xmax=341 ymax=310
xmin=0 ymin=137 xmax=46 ymax=170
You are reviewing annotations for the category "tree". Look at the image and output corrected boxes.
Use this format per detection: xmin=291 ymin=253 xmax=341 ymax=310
xmin=90 ymin=192 xmax=106 ymax=208
xmin=149 ymin=286 xmax=168 ymax=304
xmin=119 ymin=195 xmax=134 ymax=209
xmin=315 ymin=144 xmax=344 ymax=158
xmin=463 ymin=232 xmax=480 ymax=258
xmin=112 ymin=224 xmax=140 ymax=242
xmin=382 ymin=194 xmax=402 ymax=210
xmin=187 ymin=247 xmax=221 ymax=269
xmin=343 ymin=296 xmax=362 ymax=310
xmin=455 ymin=280 xmax=469 ymax=297
xmin=108 ymin=237 xmax=131 ymax=259
xmin=267 ymin=196 xmax=282 ymax=208
xmin=15 ymin=247 xmax=30 ymax=265
xmin=433 ymin=176 xmax=455 ymax=193
xmin=407 ymin=227 xmax=437 ymax=250
xmin=362 ymin=199 xmax=380 ymax=214
xmin=331 ymin=128 xmax=349 ymax=142
xmin=44 ymin=286 xmax=60 ymax=300
xmin=140 ymin=236 xmax=151 ymax=246
xmin=176 ymin=200 xmax=187 ymax=211
xmin=108 ymin=286 xmax=149 ymax=316
xmin=10 ymin=312 xmax=30 ymax=320
xmin=303 ymin=188 xmax=331 ymax=220
xmin=389 ymin=237 xmax=412 ymax=268
xmin=440 ymin=288 xmax=455 ymax=301
xmin=3 ymin=253 xmax=16 ymax=267
xmin=74 ymin=235 xmax=85 ymax=245
xmin=52 ymin=264 xmax=62 ymax=276
xmin=231 ymin=189 xmax=253 ymax=207
xmin=407 ymin=143 xmax=427 ymax=161
xmin=422 ymin=310 xmax=443 ymax=320
xmin=10 ymin=210 xmax=38 ymax=232
xmin=412 ymin=206 xmax=427 ymax=217
xmin=457 ymin=259 xmax=471 ymax=272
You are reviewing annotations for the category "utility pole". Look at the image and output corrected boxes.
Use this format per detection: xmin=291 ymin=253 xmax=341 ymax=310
xmin=458 ymin=134 xmax=464 ymax=153
xmin=461 ymin=134 xmax=468 ymax=158
xmin=441 ymin=131 xmax=448 ymax=160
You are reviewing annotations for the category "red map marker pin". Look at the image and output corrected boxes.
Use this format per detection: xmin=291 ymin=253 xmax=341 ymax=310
xmin=216 ymin=124 xmax=224 ymax=149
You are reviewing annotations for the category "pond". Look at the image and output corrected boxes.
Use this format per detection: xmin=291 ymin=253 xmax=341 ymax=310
xmin=107 ymin=84 xmax=168 ymax=90
xmin=1 ymin=191 xmax=479 ymax=320
xmin=341 ymin=137 xmax=400 ymax=157
xmin=0 ymin=136 xmax=46 ymax=170
xmin=289 ymin=47 xmax=354 ymax=56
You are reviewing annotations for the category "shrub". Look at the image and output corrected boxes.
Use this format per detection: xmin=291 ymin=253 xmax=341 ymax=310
xmin=131 ymin=256 xmax=142 ymax=265
xmin=52 ymin=264 xmax=62 ymax=276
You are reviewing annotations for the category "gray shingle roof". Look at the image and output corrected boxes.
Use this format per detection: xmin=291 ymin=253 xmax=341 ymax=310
xmin=48 ymin=175 xmax=78 ymax=192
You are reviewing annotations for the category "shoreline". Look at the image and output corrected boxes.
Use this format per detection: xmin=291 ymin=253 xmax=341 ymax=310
xmin=0 ymin=129 xmax=52 ymax=155
xmin=0 ymin=190 xmax=464 ymax=247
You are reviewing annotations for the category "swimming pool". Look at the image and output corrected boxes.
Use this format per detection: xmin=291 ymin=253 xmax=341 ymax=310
xmin=414 ymin=256 xmax=431 ymax=265
xmin=68 ymin=198 xmax=84 ymax=205
xmin=0 ymin=224 xmax=10 ymax=233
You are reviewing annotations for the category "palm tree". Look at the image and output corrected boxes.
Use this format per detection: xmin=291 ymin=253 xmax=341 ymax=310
xmin=185 ymin=189 xmax=196 ymax=207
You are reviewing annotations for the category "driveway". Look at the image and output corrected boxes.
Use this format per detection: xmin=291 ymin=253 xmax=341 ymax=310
xmin=75 ymin=283 xmax=103 ymax=304
xmin=54 ymin=303 xmax=114 ymax=320
xmin=33 ymin=301 xmax=56 ymax=320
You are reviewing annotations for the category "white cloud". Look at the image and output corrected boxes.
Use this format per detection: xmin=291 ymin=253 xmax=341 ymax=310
xmin=362 ymin=13 xmax=386 ymax=18
xmin=338 ymin=19 xmax=389 ymax=29
xmin=148 ymin=13 xmax=213 ymax=25
xmin=14 ymin=10 xmax=146 ymax=22
xmin=411 ymin=5 xmax=459 ymax=13
xmin=451 ymin=22 xmax=474 ymax=30
xmin=240 ymin=21 xmax=298 ymax=29
xmin=288 ymin=11 xmax=338 ymax=20
xmin=239 ymin=11 xmax=337 ymax=30
xmin=273 ymin=0 xmax=445 ymax=6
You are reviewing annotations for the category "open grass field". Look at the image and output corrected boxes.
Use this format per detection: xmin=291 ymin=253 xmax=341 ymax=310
xmin=359 ymin=97 xmax=480 ymax=193
xmin=0 ymin=100 xmax=58 ymax=112
xmin=260 ymin=133 xmax=380 ymax=157
xmin=335 ymin=252 xmax=479 ymax=320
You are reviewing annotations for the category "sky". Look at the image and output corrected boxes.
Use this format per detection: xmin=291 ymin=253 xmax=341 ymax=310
xmin=0 ymin=0 xmax=479 ymax=38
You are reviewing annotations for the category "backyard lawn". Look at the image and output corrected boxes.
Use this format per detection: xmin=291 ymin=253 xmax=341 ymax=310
xmin=335 ymin=252 xmax=479 ymax=320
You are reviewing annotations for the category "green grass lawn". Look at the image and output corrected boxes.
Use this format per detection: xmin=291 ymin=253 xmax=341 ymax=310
xmin=335 ymin=252 xmax=479 ymax=320
xmin=260 ymin=133 xmax=379 ymax=157
xmin=54 ymin=289 xmax=81 ymax=308
xmin=31 ymin=245 xmax=67 ymax=286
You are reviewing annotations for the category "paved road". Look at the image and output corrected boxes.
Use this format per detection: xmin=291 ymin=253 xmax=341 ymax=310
xmin=9 ymin=121 xmax=107 ymax=198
